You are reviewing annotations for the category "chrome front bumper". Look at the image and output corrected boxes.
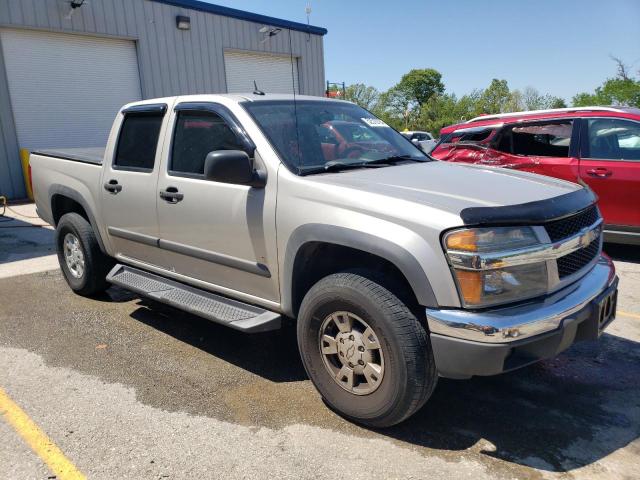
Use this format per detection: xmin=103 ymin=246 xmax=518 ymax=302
xmin=427 ymin=255 xmax=617 ymax=344
xmin=426 ymin=255 xmax=618 ymax=379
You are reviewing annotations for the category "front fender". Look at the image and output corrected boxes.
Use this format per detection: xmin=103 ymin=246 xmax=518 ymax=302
xmin=281 ymin=224 xmax=439 ymax=317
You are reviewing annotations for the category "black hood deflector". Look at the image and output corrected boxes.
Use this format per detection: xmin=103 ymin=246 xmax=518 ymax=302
xmin=460 ymin=187 xmax=597 ymax=226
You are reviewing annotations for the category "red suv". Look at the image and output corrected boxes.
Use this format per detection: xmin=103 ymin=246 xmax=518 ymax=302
xmin=431 ymin=107 xmax=640 ymax=245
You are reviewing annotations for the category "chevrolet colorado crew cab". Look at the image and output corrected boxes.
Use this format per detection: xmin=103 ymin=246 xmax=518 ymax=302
xmin=31 ymin=94 xmax=618 ymax=427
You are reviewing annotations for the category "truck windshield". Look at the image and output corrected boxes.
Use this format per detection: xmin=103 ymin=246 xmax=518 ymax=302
xmin=242 ymin=100 xmax=429 ymax=174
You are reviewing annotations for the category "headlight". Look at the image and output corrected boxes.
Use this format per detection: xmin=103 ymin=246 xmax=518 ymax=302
xmin=443 ymin=227 xmax=548 ymax=308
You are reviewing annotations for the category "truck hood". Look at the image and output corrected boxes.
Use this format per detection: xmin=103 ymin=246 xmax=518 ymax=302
xmin=308 ymin=160 xmax=582 ymax=218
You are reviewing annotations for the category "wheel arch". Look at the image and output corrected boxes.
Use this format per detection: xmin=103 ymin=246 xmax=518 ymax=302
xmin=49 ymin=184 xmax=107 ymax=254
xmin=282 ymin=224 xmax=438 ymax=318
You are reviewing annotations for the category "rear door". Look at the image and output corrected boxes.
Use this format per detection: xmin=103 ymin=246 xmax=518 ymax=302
xmin=483 ymin=119 xmax=579 ymax=182
xmin=155 ymin=101 xmax=279 ymax=304
xmin=100 ymin=104 xmax=168 ymax=265
xmin=579 ymin=117 xmax=640 ymax=228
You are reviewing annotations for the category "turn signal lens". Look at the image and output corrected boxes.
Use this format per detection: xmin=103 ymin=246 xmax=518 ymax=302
xmin=453 ymin=270 xmax=482 ymax=305
xmin=445 ymin=230 xmax=478 ymax=251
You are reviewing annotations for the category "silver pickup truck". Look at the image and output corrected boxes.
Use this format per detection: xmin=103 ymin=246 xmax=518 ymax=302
xmin=31 ymin=94 xmax=618 ymax=427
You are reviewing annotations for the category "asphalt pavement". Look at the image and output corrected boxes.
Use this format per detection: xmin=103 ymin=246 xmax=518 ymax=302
xmin=0 ymin=204 xmax=639 ymax=479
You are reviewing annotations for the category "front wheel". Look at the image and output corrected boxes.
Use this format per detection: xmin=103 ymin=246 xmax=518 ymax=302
xmin=297 ymin=271 xmax=437 ymax=427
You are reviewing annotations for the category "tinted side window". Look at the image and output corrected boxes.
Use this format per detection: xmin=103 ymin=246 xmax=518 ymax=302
xmin=447 ymin=128 xmax=494 ymax=144
xmin=499 ymin=121 xmax=573 ymax=157
xmin=171 ymin=111 xmax=245 ymax=175
xmin=114 ymin=114 xmax=163 ymax=170
xmin=586 ymin=118 xmax=640 ymax=161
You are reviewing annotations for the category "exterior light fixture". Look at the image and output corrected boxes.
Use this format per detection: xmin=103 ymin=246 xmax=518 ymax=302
xmin=65 ymin=0 xmax=85 ymax=19
xmin=176 ymin=15 xmax=191 ymax=30
xmin=259 ymin=26 xmax=282 ymax=44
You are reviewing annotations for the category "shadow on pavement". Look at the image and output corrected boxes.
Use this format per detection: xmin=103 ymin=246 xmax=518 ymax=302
xmin=128 ymin=291 xmax=640 ymax=473
xmin=130 ymin=298 xmax=307 ymax=383
xmin=0 ymin=216 xmax=54 ymax=264
xmin=375 ymin=333 xmax=640 ymax=472
xmin=603 ymin=242 xmax=640 ymax=264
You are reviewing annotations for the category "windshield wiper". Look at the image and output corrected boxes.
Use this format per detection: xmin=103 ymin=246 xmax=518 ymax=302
xmin=322 ymin=160 xmax=390 ymax=172
xmin=365 ymin=155 xmax=430 ymax=165
xmin=302 ymin=155 xmax=429 ymax=175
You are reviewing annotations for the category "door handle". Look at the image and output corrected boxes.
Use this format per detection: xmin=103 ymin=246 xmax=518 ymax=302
xmin=104 ymin=179 xmax=122 ymax=194
xmin=159 ymin=187 xmax=184 ymax=203
xmin=586 ymin=168 xmax=612 ymax=178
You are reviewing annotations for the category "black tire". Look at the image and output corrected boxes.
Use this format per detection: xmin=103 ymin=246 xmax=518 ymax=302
xmin=297 ymin=271 xmax=437 ymax=428
xmin=55 ymin=212 xmax=114 ymax=296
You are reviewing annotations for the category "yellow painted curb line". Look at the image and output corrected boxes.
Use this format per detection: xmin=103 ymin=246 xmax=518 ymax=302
xmin=0 ymin=386 xmax=85 ymax=480
xmin=19 ymin=148 xmax=34 ymax=201
xmin=618 ymin=310 xmax=640 ymax=320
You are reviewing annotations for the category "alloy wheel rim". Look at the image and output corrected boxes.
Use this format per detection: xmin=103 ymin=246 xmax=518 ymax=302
xmin=319 ymin=311 xmax=385 ymax=395
xmin=63 ymin=233 xmax=85 ymax=279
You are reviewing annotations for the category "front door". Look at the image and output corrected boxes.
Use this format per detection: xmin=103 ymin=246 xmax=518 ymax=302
xmin=579 ymin=117 xmax=640 ymax=228
xmin=155 ymin=102 xmax=279 ymax=304
xmin=100 ymin=104 xmax=168 ymax=266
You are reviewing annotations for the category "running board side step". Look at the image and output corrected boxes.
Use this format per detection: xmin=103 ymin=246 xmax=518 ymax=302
xmin=106 ymin=264 xmax=281 ymax=333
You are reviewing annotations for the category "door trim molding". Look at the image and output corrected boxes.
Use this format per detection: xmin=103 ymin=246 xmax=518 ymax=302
xmin=108 ymin=227 xmax=271 ymax=278
xmin=158 ymin=239 xmax=271 ymax=278
xmin=107 ymin=227 xmax=159 ymax=247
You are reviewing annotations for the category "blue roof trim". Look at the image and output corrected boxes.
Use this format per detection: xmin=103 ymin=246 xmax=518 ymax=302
xmin=153 ymin=0 xmax=328 ymax=36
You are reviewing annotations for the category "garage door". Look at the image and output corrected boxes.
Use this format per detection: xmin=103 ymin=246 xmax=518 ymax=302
xmin=0 ymin=29 xmax=141 ymax=150
xmin=224 ymin=51 xmax=299 ymax=95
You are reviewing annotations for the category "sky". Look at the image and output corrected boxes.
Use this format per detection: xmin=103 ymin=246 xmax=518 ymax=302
xmin=207 ymin=0 xmax=640 ymax=102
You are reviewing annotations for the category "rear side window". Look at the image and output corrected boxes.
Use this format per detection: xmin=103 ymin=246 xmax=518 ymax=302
xmin=450 ymin=129 xmax=493 ymax=144
xmin=585 ymin=118 xmax=640 ymax=161
xmin=170 ymin=111 xmax=245 ymax=176
xmin=114 ymin=114 xmax=163 ymax=171
xmin=497 ymin=121 xmax=573 ymax=157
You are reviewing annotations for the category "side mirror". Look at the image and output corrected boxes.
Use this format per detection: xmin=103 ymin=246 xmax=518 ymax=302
xmin=411 ymin=138 xmax=420 ymax=145
xmin=203 ymin=150 xmax=266 ymax=188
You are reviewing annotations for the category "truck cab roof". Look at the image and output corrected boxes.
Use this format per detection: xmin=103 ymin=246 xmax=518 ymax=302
xmin=122 ymin=93 xmax=349 ymax=112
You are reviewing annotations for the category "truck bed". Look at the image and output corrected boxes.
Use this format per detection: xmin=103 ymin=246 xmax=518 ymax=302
xmin=32 ymin=147 xmax=105 ymax=165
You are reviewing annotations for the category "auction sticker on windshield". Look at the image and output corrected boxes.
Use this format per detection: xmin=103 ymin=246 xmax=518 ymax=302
xmin=361 ymin=118 xmax=388 ymax=127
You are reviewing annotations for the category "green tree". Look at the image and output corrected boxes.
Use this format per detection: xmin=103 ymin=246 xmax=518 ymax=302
xmin=549 ymin=97 xmax=567 ymax=109
xmin=520 ymin=87 xmax=568 ymax=111
xmin=573 ymin=56 xmax=640 ymax=108
xmin=419 ymin=93 xmax=461 ymax=135
xmin=377 ymin=87 xmax=413 ymax=129
xmin=380 ymin=68 xmax=445 ymax=129
xmin=418 ymin=90 xmax=485 ymax=136
xmin=343 ymin=83 xmax=380 ymax=110
xmin=479 ymin=79 xmax=511 ymax=114
xmin=522 ymin=86 xmax=548 ymax=110
xmin=396 ymin=68 xmax=445 ymax=106
xmin=506 ymin=89 xmax=525 ymax=112
xmin=573 ymin=78 xmax=640 ymax=107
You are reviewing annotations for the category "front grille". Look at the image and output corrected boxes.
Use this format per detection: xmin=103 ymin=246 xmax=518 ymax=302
xmin=545 ymin=205 xmax=599 ymax=242
xmin=557 ymin=238 xmax=600 ymax=278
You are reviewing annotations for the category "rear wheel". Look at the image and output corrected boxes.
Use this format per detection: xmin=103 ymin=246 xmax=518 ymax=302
xmin=297 ymin=271 xmax=437 ymax=427
xmin=56 ymin=213 xmax=114 ymax=296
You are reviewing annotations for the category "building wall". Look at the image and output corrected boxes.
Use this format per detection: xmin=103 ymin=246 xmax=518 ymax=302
xmin=0 ymin=0 xmax=325 ymax=199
